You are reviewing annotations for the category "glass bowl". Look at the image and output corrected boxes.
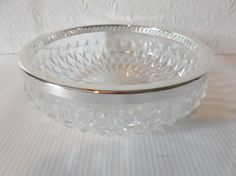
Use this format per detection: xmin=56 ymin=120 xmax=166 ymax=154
xmin=20 ymin=25 xmax=213 ymax=135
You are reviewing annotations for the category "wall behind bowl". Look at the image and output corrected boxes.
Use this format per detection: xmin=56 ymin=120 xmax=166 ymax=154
xmin=0 ymin=0 xmax=235 ymax=54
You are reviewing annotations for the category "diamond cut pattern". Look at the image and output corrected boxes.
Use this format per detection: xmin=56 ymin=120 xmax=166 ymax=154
xmin=33 ymin=32 xmax=198 ymax=85
xmin=25 ymin=77 xmax=207 ymax=135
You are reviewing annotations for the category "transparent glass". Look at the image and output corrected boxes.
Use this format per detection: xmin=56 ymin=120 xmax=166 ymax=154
xmin=20 ymin=25 xmax=212 ymax=135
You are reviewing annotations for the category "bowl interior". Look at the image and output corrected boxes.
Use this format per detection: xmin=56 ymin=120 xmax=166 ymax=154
xmin=32 ymin=31 xmax=200 ymax=86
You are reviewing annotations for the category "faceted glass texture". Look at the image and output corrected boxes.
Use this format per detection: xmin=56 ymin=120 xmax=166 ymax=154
xmin=20 ymin=25 xmax=212 ymax=135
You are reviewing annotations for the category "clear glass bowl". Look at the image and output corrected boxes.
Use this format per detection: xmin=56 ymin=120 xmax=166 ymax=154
xmin=20 ymin=25 xmax=213 ymax=135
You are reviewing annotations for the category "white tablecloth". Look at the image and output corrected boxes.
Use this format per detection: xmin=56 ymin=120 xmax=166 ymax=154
xmin=0 ymin=54 xmax=236 ymax=176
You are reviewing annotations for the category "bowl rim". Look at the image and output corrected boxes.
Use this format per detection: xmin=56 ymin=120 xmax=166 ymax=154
xmin=19 ymin=24 xmax=213 ymax=94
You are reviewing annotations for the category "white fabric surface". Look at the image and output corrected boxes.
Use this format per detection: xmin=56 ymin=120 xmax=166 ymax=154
xmin=0 ymin=0 xmax=236 ymax=54
xmin=0 ymin=54 xmax=236 ymax=176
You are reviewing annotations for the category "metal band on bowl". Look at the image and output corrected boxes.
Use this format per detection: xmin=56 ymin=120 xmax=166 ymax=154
xmin=23 ymin=69 xmax=205 ymax=95
xmin=23 ymin=70 xmax=206 ymax=104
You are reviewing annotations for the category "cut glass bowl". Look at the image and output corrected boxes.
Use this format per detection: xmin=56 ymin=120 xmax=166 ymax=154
xmin=20 ymin=25 xmax=213 ymax=135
